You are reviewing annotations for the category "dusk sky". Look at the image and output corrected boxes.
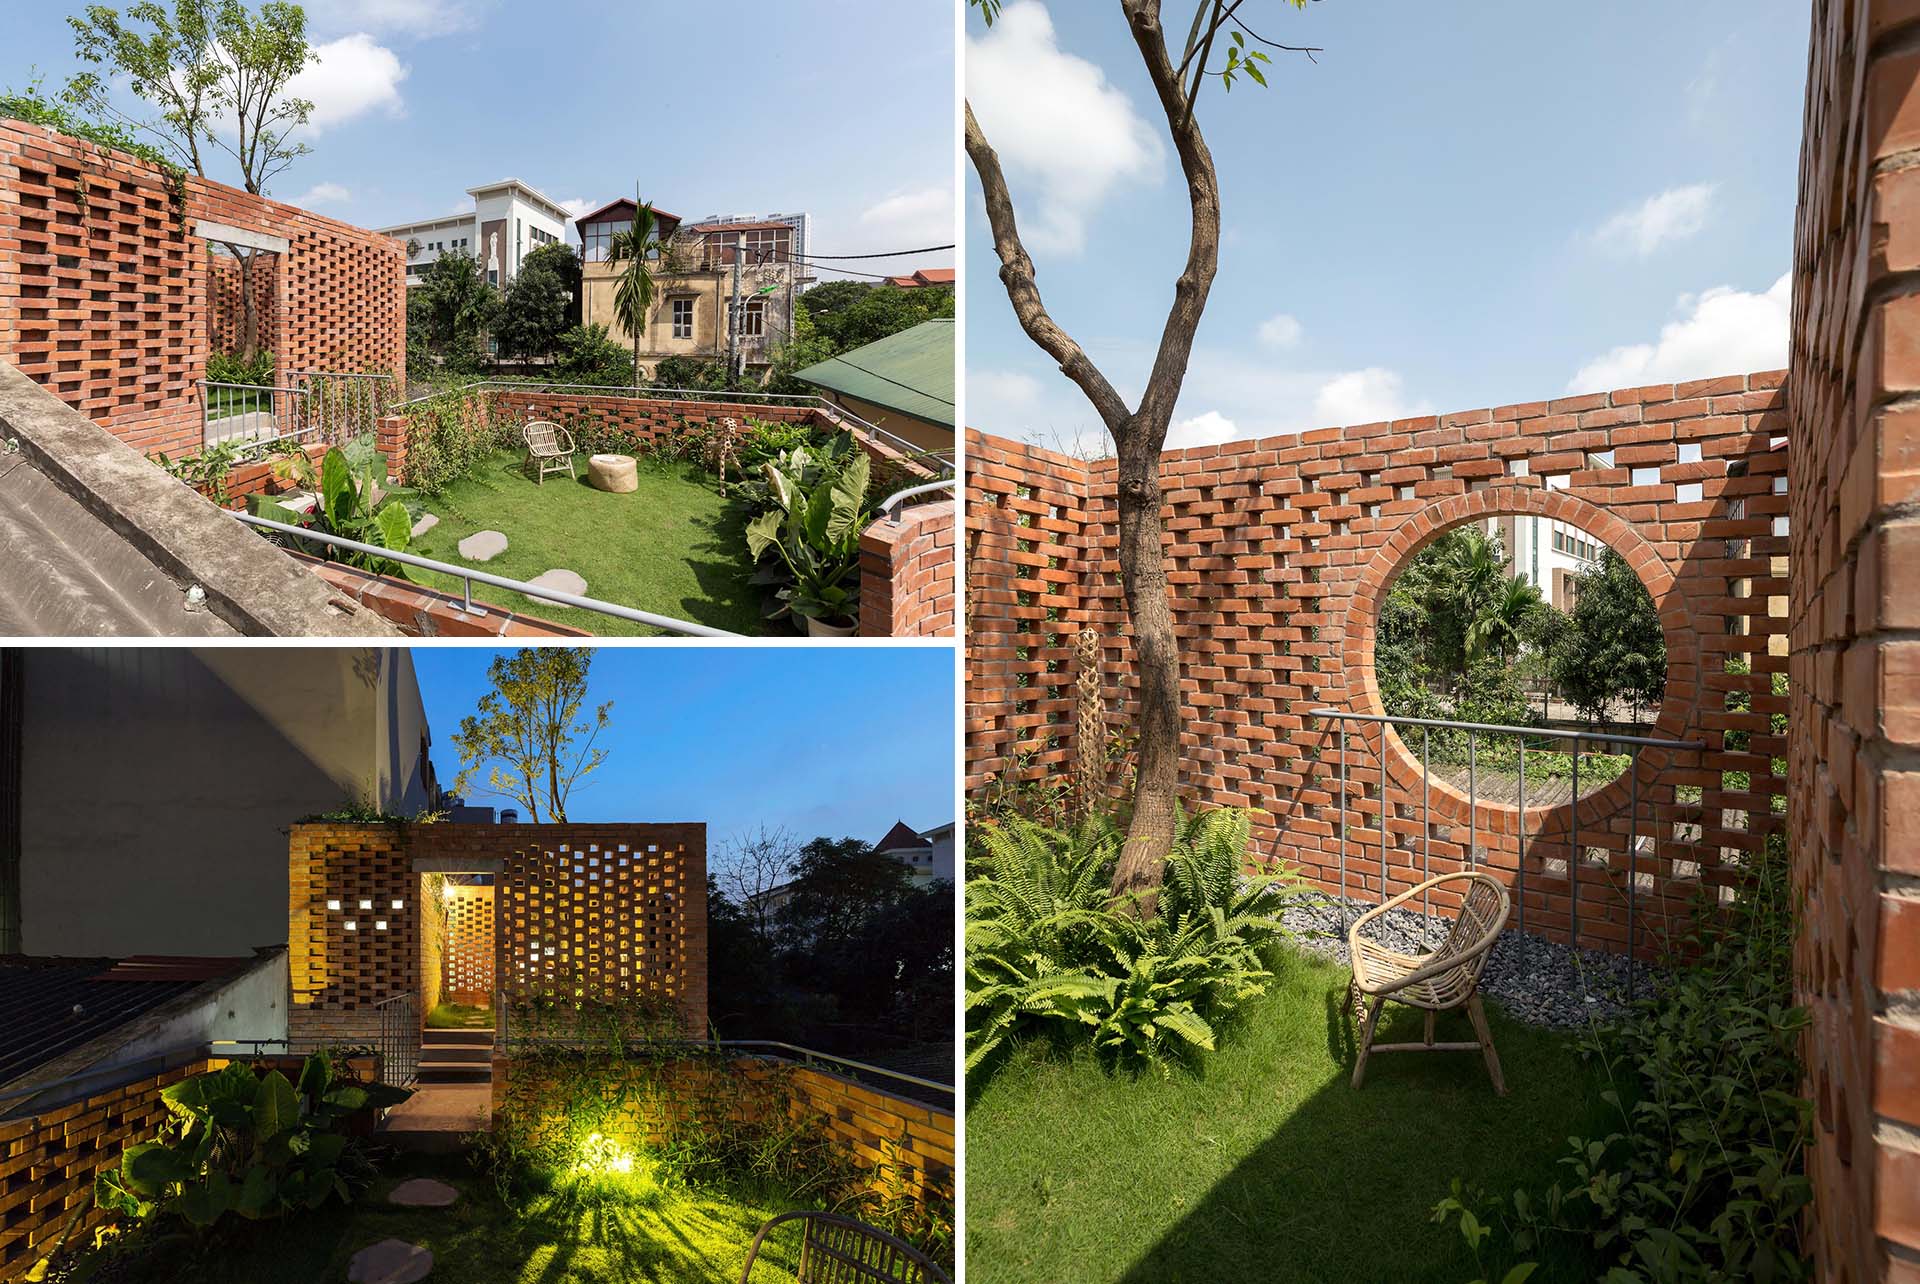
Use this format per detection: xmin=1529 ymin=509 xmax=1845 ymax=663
xmin=411 ymin=646 xmax=956 ymax=879
xmin=966 ymin=1 xmax=1807 ymax=454
xmin=6 ymin=0 xmax=956 ymax=282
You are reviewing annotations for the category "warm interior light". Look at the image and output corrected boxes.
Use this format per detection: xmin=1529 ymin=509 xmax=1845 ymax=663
xmin=358 ymin=899 xmax=372 ymax=910
xmin=326 ymin=900 xmax=341 ymax=911
xmin=392 ymin=899 xmax=404 ymax=910
xmin=344 ymin=920 xmax=358 ymax=931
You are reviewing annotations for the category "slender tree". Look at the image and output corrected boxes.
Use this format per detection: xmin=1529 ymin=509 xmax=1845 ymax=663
xmin=967 ymin=0 xmax=1315 ymax=901
xmin=451 ymin=649 xmax=612 ymax=823
xmin=610 ymin=189 xmax=663 ymax=388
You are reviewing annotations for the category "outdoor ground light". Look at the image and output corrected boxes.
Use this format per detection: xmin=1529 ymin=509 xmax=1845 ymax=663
xmin=572 ymin=1131 xmax=636 ymax=1176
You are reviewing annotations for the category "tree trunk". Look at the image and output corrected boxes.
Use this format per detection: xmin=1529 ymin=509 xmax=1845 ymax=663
xmin=234 ymin=248 xmax=260 ymax=362
xmin=1109 ymin=426 xmax=1181 ymax=907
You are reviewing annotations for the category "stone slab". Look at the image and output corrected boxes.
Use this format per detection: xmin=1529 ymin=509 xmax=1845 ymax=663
xmin=457 ymin=529 xmax=507 ymax=562
xmin=528 ymin=568 xmax=587 ymax=597
xmin=347 ymin=1238 xmax=433 ymax=1284
xmin=388 ymin=1177 xmax=460 ymax=1208
xmin=411 ymin=512 xmax=439 ymax=538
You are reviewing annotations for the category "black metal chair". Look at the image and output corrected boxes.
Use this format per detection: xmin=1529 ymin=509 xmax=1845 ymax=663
xmin=738 ymin=1211 xmax=951 ymax=1284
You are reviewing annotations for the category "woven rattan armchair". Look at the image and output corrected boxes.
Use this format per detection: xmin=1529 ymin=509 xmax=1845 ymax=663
xmin=1347 ymin=871 xmax=1511 ymax=1094
xmin=523 ymin=419 xmax=576 ymax=485
xmin=738 ymin=1211 xmax=951 ymax=1284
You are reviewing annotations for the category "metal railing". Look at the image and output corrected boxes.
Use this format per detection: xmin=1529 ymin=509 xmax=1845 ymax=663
xmin=231 ymin=512 xmax=740 ymax=637
xmin=200 ymin=379 xmax=309 ymax=450
xmin=374 ymin=991 xmax=419 ymax=1088
xmin=878 ymin=478 xmax=955 ymax=519
xmin=291 ymin=370 xmax=398 ymax=448
xmin=1307 ymin=706 xmax=1702 ymax=1000
xmin=391 ymin=378 xmax=956 ymax=478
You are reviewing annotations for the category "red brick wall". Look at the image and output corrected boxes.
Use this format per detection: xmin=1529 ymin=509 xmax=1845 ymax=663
xmin=1790 ymin=4 xmax=1920 ymax=1280
xmin=967 ymin=367 xmax=1790 ymax=956
xmin=204 ymin=248 xmax=278 ymax=356
xmin=288 ymin=822 xmax=708 ymax=1043
xmin=0 ymin=120 xmax=405 ymax=459
xmin=859 ymin=500 xmax=957 ymax=637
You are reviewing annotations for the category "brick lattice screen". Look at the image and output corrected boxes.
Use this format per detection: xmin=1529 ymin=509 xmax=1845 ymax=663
xmin=0 ymin=120 xmax=405 ymax=459
xmin=0 ymin=1060 xmax=217 ymax=1280
xmin=444 ymin=883 xmax=495 ymax=1001
xmin=1789 ymin=2 xmax=1920 ymax=1279
xmin=204 ymin=248 xmax=278 ymax=356
xmin=967 ymin=369 xmax=1791 ymax=957
xmin=289 ymin=823 xmax=708 ymax=1043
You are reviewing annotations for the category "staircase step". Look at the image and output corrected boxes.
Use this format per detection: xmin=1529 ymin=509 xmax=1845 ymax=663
xmin=422 ymin=1029 xmax=494 ymax=1046
xmin=419 ymin=1044 xmax=490 ymax=1064
xmin=417 ymin=1064 xmax=492 ymax=1085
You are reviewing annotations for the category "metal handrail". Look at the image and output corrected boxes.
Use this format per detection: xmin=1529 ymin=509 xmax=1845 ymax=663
xmin=1308 ymin=705 xmax=1705 ymax=999
xmin=231 ymin=512 xmax=740 ymax=637
xmin=878 ymin=478 xmax=955 ymax=520
xmin=390 ymin=379 xmax=956 ymax=476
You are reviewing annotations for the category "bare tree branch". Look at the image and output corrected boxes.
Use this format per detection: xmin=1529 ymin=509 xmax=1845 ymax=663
xmin=963 ymin=101 xmax=1132 ymax=433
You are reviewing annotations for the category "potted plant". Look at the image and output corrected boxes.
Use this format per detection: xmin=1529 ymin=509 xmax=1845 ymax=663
xmin=744 ymin=444 xmax=874 ymax=636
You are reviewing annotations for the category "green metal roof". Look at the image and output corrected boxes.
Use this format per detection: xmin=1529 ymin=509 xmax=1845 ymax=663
xmin=794 ymin=319 xmax=954 ymax=428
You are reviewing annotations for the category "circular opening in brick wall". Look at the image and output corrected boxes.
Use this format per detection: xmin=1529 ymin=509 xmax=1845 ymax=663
xmin=1350 ymin=490 xmax=1691 ymax=823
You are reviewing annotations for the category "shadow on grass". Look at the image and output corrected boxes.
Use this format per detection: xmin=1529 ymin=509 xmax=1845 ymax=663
xmin=964 ymin=952 xmax=1604 ymax=1284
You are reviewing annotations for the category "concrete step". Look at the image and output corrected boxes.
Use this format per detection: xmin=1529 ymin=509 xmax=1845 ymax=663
xmin=418 ymin=1044 xmax=490 ymax=1064
xmin=421 ymin=1029 xmax=494 ymax=1047
xmin=416 ymin=1063 xmax=491 ymax=1085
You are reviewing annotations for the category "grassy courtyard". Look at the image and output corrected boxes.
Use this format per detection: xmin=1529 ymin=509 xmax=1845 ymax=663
xmin=64 ymin=1153 xmax=809 ymax=1284
xmin=406 ymin=450 xmax=764 ymax=637
xmin=964 ymin=949 xmax=1602 ymax=1284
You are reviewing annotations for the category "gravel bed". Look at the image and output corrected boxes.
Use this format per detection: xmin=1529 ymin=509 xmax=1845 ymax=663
xmin=1279 ymin=894 xmax=1667 ymax=1030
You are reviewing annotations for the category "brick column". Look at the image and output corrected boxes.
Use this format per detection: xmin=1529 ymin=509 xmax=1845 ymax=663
xmin=858 ymin=500 xmax=956 ymax=637
xmin=376 ymin=414 xmax=408 ymax=484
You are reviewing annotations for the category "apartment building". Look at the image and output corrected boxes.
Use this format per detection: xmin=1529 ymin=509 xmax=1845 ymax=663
xmin=381 ymin=179 xmax=573 ymax=289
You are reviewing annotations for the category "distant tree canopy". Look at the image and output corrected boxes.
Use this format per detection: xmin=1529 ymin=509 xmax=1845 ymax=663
xmin=1376 ymin=522 xmax=1665 ymax=730
xmin=413 ymin=251 xmax=500 ymax=374
xmin=761 ymin=280 xmax=953 ymax=396
xmin=705 ymin=834 xmax=953 ymax=1053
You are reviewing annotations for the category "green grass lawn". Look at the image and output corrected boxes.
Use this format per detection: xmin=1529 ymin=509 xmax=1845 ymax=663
xmin=965 ymin=949 xmax=1604 ymax=1284
xmin=66 ymin=1153 xmax=811 ymax=1283
xmin=426 ymin=1001 xmax=492 ymax=1029
xmin=406 ymin=450 xmax=766 ymax=637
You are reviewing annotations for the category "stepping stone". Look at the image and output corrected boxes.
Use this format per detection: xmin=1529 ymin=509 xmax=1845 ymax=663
xmin=387 ymin=1177 xmax=460 ymax=1208
xmin=457 ymin=530 xmax=507 ymax=562
xmin=347 ymin=1238 xmax=433 ymax=1284
xmin=528 ymin=568 xmax=587 ymax=597
xmin=410 ymin=513 xmax=439 ymax=539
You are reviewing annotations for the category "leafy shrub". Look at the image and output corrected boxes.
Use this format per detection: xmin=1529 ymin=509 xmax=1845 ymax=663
xmin=205 ymin=348 xmax=276 ymax=388
xmin=966 ymin=807 xmax=1305 ymax=1072
xmin=150 ymin=436 xmax=262 ymax=509
xmin=1432 ymin=832 xmax=1808 ymax=1284
xmin=247 ymin=438 xmax=415 ymax=576
xmin=744 ymin=438 xmax=880 ymax=627
xmin=554 ymin=323 xmax=636 ymax=386
xmin=94 ymin=1054 xmax=407 ymax=1230
xmin=403 ymin=391 xmax=517 ymax=495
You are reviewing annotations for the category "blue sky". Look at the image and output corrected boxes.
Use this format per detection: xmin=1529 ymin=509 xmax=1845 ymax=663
xmin=411 ymin=646 xmax=955 ymax=874
xmin=7 ymin=0 xmax=955 ymax=280
xmin=965 ymin=2 xmax=1808 ymax=452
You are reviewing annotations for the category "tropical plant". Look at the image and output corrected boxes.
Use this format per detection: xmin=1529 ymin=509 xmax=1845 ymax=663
xmin=744 ymin=441 xmax=876 ymax=628
xmin=93 ymin=1053 xmax=408 ymax=1230
xmin=965 ymin=807 xmax=1305 ymax=1072
xmin=416 ymin=250 xmax=503 ymax=374
xmin=1466 ymin=575 xmax=1544 ymax=665
xmin=151 ymin=435 xmax=252 ymax=508
xmin=610 ymin=190 xmax=663 ymax=386
xmin=205 ymin=347 xmax=274 ymax=387
xmin=246 ymin=438 xmax=414 ymax=575
xmin=1433 ymin=832 xmax=1808 ymax=1284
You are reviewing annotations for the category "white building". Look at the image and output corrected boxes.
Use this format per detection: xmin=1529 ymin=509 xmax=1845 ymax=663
xmin=380 ymin=179 xmax=573 ymax=289
xmin=1489 ymin=512 xmax=1604 ymax=610
xmin=874 ymin=820 xmax=956 ymax=886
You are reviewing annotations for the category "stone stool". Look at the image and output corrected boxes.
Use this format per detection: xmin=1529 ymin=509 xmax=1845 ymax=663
xmin=588 ymin=454 xmax=638 ymax=494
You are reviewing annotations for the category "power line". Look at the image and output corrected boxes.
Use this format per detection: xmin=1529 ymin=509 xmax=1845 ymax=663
xmin=799 ymin=244 xmax=955 ymax=260
xmin=821 ymin=352 xmax=954 ymax=407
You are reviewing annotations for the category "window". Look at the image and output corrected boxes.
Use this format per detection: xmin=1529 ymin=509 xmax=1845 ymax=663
xmin=672 ymin=297 xmax=694 ymax=339
xmin=582 ymin=219 xmax=623 ymax=263
xmin=706 ymin=225 xmax=790 ymax=265
xmin=740 ymin=298 xmax=765 ymax=337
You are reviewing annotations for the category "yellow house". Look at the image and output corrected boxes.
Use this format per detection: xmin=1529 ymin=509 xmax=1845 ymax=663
xmin=575 ymin=200 xmax=812 ymax=379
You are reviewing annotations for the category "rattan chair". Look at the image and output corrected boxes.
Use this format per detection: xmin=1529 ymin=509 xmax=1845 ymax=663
xmin=738 ymin=1211 xmax=951 ymax=1284
xmin=523 ymin=420 xmax=576 ymax=485
xmin=1347 ymin=871 xmax=1511 ymax=1094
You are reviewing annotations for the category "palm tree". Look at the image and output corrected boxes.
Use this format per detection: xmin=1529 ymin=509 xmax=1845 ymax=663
xmin=1466 ymin=575 xmax=1543 ymax=665
xmin=610 ymin=186 xmax=662 ymax=389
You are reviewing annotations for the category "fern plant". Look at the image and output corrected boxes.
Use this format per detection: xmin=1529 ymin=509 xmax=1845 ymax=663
xmin=965 ymin=807 xmax=1306 ymax=1073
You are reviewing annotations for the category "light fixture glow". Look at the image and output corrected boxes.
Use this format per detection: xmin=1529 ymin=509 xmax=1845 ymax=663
xmin=344 ymin=921 xmax=358 ymax=931
xmin=326 ymin=900 xmax=341 ymax=911
xmin=358 ymin=899 xmax=372 ymax=910
xmin=572 ymin=1132 xmax=636 ymax=1176
xmin=391 ymin=899 xmax=404 ymax=910
xmin=374 ymin=920 xmax=388 ymax=931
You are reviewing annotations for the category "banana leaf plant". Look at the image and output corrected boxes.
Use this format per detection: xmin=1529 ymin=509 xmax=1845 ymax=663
xmin=744 ymin=443 xmax=874 ymax=628
xmin=246 ymin=437 xmax=415 ymax=578
xmin=93 ymin=1053 xmax=410 ymax=1230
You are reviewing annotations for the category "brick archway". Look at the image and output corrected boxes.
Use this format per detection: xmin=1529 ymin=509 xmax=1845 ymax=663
xmin=1338 ymin=481 xmax=1698 ymax=833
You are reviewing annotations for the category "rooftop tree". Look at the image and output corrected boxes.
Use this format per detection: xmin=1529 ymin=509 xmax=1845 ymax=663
xmin=452 ymin=649 xmax=612 ymax=824
xmin=967 ymin=0 xmax=1316 ymax=903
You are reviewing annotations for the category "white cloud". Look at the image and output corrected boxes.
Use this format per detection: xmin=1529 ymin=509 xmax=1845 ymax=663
xmin=1257 ymin=313 xmax=1303 ymax=348
xmin=1593 ymin=183 xmax=1716 ymax=257
xmin=556 ymin=198 xmax=596 ymax=220
xmin=1167 ymin=410 xmax=1239 ymax=450
xmin=859 ymin=186 xmax=956 ymax=250
xmin=309 ymin=0 xmax=487 ymax=39
xmin=1568 ymin=272 xmax=1789 ymax=393
xmin=1313 ymin=367 xmax=1431 ymax=426
xmin=965 ymin=1 xmax=1162 ymax=254
xmin=290 ymin=34 xmax=408 ymax=133
xmin=292 ymin=181 xmax=350 ymax=207
xmin=971 ymin=369 xmax=1043 ymax=408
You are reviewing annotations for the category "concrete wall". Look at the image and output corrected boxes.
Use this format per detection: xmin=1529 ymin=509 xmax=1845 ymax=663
xmin=18 ymin=648 xmax=433 ymax=956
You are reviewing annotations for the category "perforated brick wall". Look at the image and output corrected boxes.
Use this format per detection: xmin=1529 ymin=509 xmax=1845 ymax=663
xmin=0 ymin=120 xmax=405 ymax=459
xmin=1790 ymin=3 xmax=1920 ymax=1279
xmin=444 ymin=883 xmax=495 ymax=1001
xmin=288 ymin=823 xmax=708 ymax=1041
xmin=858 ymin=500 xmax=957 ymax=637
xmin=0 ymin=1060 xmax=216 ymax=1280
xmin=204 ymin=248 xmax=277 ymax=356
xmin=967 ymin=368 xmax=1790 ymax=957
